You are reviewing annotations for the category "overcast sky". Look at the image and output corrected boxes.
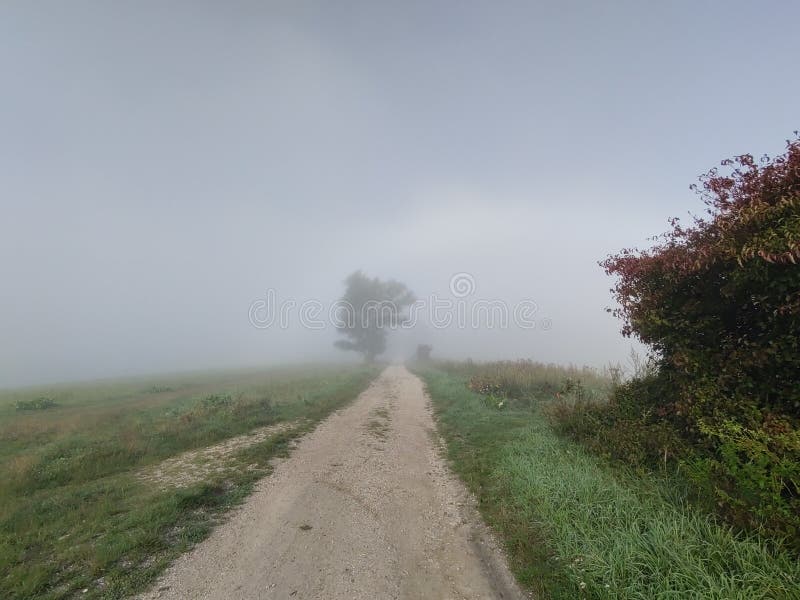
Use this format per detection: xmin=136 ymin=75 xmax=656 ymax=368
xmin=1 ymin=1 xmax=798 ymax=387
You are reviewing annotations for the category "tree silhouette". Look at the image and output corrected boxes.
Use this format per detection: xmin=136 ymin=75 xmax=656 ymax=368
xmin=334 ymin=271 xmax=415 ymax=363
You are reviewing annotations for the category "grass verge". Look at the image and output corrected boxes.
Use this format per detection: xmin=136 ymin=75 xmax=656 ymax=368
xmin=416 ymin=366 xmax=800 ymax=599
xmin=0 ymin=365 xmax=379 ymax=599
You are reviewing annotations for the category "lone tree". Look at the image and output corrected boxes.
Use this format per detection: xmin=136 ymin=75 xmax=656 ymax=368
xmin=334 ymin=271 xmax=415 ymax=363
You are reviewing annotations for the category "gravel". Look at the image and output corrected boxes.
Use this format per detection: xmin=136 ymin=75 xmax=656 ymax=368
xmin=138 ymin=365 xmax=527 ymax=600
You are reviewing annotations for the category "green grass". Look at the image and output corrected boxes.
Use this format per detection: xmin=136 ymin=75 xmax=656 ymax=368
xmin=416 ymin=366 xmax=800 ymax=599
xmin=0 ymin=364 xmax=379 ymax=599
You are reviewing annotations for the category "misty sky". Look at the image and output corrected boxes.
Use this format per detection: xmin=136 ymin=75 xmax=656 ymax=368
xmin=2 ymin=1 xmax=798 ymax=387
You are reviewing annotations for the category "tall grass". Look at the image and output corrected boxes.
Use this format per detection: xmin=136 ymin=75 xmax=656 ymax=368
xmin=417 ymin=365 xmax=800 ymax=599
xmin=0 ymin=365 xmax=379 ymax=599
xmin=437 ymin=359 xmax=612 ymax=405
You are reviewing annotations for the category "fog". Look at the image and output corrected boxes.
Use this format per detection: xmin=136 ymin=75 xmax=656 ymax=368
xmin=2 ymin=1 xmax=798 ymax=387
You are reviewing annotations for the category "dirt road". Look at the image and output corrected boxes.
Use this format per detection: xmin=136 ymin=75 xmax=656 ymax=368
xmin=139 ymin=365 xmax=526 ymax=600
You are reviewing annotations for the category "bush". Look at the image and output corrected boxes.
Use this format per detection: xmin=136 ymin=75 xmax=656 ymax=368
xmin=685 ymin=416 xmax=800 ymax=545
xmin=199 ymin=393 xmax=233 ymax=409
xmin=147 ymin=385 xmax=174 ymax=393
xmin=602 ymin=136 xmax=800 ymax=421
xmin=577 ymin=136 xmax=800 ymax=550
xmin=15 ymin=397 xmax=58 ymax=411
xmin=233 ymin=396 xmax=273 ymax=416
xmin=550 ymin=375 xmax=687 ymax=468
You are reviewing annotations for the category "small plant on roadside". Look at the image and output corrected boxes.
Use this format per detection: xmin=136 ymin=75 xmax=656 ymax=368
xmin=481 ymin=393 xmax=506 ymax=410
xmin=468 ymin=375 xmax=505 ymax=396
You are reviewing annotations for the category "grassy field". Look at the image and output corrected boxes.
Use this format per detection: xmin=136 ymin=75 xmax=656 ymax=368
xmin=0 ymin=364 xmax=379 ymax=600
xmin=414 ymin=362 xmax=800 ymax=599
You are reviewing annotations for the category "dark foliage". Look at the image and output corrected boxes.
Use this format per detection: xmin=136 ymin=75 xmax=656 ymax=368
xmin=560 ymin=137 xmax=800 ymax=550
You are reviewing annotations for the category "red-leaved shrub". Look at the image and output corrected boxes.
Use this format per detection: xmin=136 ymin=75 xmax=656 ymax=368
xmin=588 ymin=136 xmax=800 ymax=548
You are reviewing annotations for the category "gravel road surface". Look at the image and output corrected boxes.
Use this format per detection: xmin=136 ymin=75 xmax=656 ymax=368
xmin=138 ymin=365 xmax=526 ymax=600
